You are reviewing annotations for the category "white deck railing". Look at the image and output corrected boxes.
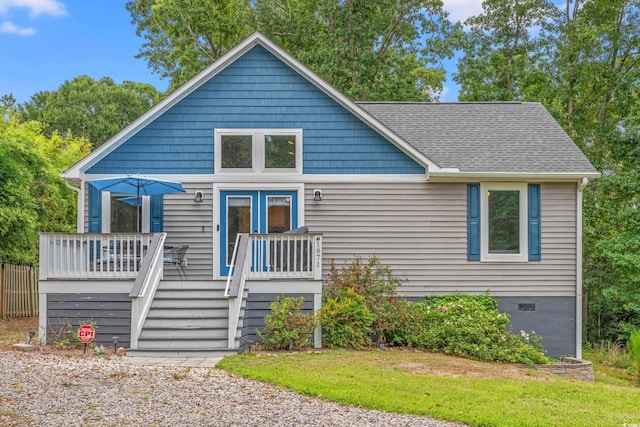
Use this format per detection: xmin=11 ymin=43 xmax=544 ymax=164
xmin=39 ymin=233 xmax=154 ymax=280
xmin=129 ymin=233 xmax=166 ymax=349
xmin=246 ymin=233 xmax=323 ymax=280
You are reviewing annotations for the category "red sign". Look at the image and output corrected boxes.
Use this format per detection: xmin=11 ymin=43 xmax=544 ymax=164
xmin=77 ymin=325 xmax=95 ymax=344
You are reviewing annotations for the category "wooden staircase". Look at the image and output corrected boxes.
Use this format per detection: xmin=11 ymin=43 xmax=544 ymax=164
xmin=127 ymin=280 xmax=243 ymax=358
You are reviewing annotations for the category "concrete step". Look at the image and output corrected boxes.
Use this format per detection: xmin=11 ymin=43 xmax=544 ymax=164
xmin=139 ymin=327 xmax=228 ymax=340
xmin=136 ymin=338 xmax=232 ymax=350
xmin=126 ymin=348 xmax=237 ymax=358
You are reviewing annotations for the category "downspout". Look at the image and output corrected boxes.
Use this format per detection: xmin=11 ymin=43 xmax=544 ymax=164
xmin=65 ymin=179 xmax=84 ymax=233
xmin=576 ymin=177 xmax=588 ymax=359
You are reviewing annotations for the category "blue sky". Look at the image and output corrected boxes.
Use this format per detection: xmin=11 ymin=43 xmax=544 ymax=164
xmin=0 ymin=0 xmax=483 ymax=104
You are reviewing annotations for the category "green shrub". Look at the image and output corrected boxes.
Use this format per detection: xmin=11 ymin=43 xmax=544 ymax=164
xmin=324 ymin=255 xmax=403 ymax=343
xmin=411 ymin=295 xmax=550 ymax=365
xmin=629 ymin=330 xmax=640 ymax=384
xmin=377 ymin=298 xmax=424 ymax=346
xmin=258 ymin=296 xmax=317 ymax=350
xmin=320 ymin=288 xmax=375 ymax=349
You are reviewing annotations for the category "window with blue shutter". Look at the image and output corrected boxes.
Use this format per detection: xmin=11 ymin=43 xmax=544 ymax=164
xmin=468 ymin=183 xmax=541 ymax=262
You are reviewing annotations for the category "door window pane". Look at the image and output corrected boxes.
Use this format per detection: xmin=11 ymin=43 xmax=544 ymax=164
xmin=227 ymin=197 xmax=252 ymax=264
xmin=488 ymin=190 xmax=520 ymax=254
xmin=267 ymin=196 xmax=291 ymax=233
xmin=221 ymin=135 xmax=252 ymax=168
xmin=110 ymin=194 xmax=139 ymax=232
xmin=265 ymin=135 xmax=296 ymax=169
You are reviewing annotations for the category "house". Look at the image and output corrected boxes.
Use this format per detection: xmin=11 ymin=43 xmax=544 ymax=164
xmin=38 ymin=32 xmax=599 ymax=359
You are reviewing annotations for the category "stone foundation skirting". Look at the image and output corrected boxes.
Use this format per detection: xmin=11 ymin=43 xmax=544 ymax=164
xmin=536 ymin=357 xmax=594 ymax=382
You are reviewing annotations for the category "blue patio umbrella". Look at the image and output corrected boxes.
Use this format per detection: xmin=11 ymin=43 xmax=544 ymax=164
xmin=117 ymin=196 xmax=143 ymax=207
xmin=89 ymin=175 xmax=186 ymax=231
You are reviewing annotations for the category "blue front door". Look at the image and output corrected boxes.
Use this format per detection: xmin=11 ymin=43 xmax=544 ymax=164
xmin=220 ymin=190 xmax=298 ymax=276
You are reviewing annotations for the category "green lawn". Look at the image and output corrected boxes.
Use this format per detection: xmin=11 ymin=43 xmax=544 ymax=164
xmin=217 ymin=350 xmax=640 ymax=427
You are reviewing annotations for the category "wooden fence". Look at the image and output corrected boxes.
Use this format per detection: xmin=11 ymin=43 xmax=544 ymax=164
xmin=0 ymin=264 xmax=39 ymax=318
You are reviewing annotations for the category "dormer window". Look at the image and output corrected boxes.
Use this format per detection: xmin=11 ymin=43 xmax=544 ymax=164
xmin=215 ymin=129 xmax=302 ymax=173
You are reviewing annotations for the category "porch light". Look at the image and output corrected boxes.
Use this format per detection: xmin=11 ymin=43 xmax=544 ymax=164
xmin=194 ymin=191 xmax=204 ymax=202
xmin=314 ymin=190 xmax=322 ymax=202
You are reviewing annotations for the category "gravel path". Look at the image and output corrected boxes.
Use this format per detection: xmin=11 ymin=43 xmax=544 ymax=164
xmin=0 ymin=351 xmax=465 ymax=427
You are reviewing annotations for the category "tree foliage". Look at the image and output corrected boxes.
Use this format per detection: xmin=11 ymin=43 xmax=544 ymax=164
xmin=0 ymin=112 xmax=89 ymax=264
xmin=455 ymin=0 xmax=640 ymax=344
xmin=19 ymin=75 xmax=161 ymax=148
xmin=126 ymin=0 xmax=462 ymax=101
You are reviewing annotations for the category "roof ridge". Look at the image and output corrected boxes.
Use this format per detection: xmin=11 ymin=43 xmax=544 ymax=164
xmin=356 ymin=101 xmax=527 ymax=105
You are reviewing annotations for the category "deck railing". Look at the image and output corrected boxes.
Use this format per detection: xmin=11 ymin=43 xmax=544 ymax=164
xmin=39 ymin=233 xmax=154 ymax=280
xmin=246 ymin=233 xmax=323 ymax=280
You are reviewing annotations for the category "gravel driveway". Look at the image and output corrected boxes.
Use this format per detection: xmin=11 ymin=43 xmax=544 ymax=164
xmin=1 ymin=351 xmax=465 ymax=427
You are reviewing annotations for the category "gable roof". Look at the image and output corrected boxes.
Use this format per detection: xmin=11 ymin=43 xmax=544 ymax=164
xmin=63 ymin=32 xmax=439 ymax=181
xmin=359 ymin=102 xmax=599 ymax=179
xmin=63 ymin=32 xmax=598 ymax=182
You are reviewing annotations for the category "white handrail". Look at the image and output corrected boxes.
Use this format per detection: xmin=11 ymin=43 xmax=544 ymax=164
xmin=224 ymin=233 xmax=242 ymax=297
xmin=227 ymin=234 xmax=251 ymax=348
xmin=129 ymin=233 xmax=166 ymax=349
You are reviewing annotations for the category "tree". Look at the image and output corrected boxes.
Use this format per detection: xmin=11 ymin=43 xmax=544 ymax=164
xmin=454 ymin=0 xmax=640 ymax=344
xmin=19 ymin=75 xmax=162 ymax=148
xmin=0 ymin=112 xmax=89 ymax=264
xmin=454 ymin=0 xmax=556 ymax=101
xmin=126 ymin=0 xmax=256 ymax=91
xmin=126 ymin=0 xmax=462 ymax=101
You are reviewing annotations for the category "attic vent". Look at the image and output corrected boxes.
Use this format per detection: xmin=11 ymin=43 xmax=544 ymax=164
xmin=518 ymin=303 xmax=536 ymax=312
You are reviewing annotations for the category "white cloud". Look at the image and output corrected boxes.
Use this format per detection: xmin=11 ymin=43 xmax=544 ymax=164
xmin=0 ymin=0 xmax=67 ymax=17
xmin=441 ymin=0 xmax=484 ymax=24
xmin=0 ymin=19 xmax=35 ymax=35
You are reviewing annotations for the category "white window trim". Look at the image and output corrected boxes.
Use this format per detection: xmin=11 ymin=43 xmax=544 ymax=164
xmin=480 ymin=182 xmax=528 ymax=263
xmin=101 ymin=192 xmax=150 ymax=233
xmin=214 ymin=129 xmax=303 ymax=174
xmin=212 ymin=182 xmax=305 ymax=280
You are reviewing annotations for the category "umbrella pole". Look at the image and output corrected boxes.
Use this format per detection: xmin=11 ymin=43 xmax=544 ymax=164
xmin=136 ymin=188 xmax=140 ymax=233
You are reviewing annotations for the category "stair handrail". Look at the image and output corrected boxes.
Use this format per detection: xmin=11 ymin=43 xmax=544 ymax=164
xmin=227 ymin=233 xmax=251 ymax=348
xmin=129 ymin=232 xmax=166 ymax=349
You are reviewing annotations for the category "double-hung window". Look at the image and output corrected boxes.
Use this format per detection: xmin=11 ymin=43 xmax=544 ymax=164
xmin=215 ymin=129 xmax=302 ymax=173
xmin=467 ymin=183 xmax=541 ymax=262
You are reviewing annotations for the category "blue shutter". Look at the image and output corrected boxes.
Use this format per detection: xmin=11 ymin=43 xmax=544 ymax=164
xmin=150 ymin=195 xmax=163 ymax=232
xmin=467 ymin=184 xmax=480 ymax=261
xmin=88 ymin=184 xmax=101 ymax=233
xmin=528 ymin=184 xmax=541 ymax=261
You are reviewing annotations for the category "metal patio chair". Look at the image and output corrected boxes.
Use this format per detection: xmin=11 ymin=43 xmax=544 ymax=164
xmin=164 ymin=245 xmax=189 ymax=279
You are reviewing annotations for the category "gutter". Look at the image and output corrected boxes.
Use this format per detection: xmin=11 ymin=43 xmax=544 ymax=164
xmin=575 ymin=177 xmax=589 ymax=359
xmin=428 ymin=171 xmax=601 ymax=182
xmin=65 ymin=179 xmax=84 ymax=233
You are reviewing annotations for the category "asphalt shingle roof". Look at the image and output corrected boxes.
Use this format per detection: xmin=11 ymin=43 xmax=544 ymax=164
xmin=358 ymin=101 xmax=598 ymax=174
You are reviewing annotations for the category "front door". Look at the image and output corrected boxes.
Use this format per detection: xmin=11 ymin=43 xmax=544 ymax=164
xmin=220 ymin=190 xmax=298 ymax=276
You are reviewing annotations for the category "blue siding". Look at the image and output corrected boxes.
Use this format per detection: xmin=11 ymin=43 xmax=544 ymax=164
xmin=87 ymin=45 xmax=424 ymax=175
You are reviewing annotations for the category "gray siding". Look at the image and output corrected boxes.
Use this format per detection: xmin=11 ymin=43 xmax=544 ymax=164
xmin=82 ymin=182 xmax=214 ymax=280
xmin=47 ymin=293 xmax=131 ymax=346
xmin=162 ymin=183 xmax=214 ymax=280
xmin=305 ymin=182 xmax=577 ymax=297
